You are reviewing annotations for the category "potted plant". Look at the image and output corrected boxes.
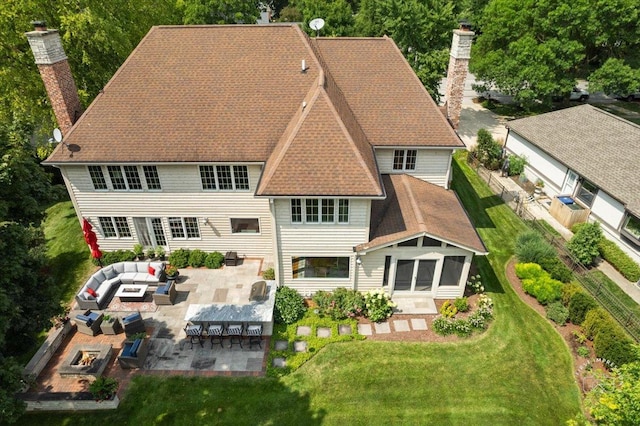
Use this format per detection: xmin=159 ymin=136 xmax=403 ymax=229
xmin=165 ymin=264 xmax=179 ymax=281
xmin=127 ymin=331 xmax=147 ymax=342
xmin=156 ymin=246 xmax=166 ymax=261
xmin=100 ymin=313 xmax=122 ymax=335
xmin=133 ymin=243 xmax=144 ymax=260
xmin=535 ymin=179 xmax=545 ymax=195
xmin=89 ymin=376 xmax=119 ymax=401
xmin=145 ymin=247 xmax=155 ymax=260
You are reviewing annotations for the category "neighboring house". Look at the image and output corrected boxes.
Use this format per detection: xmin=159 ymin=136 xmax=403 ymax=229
xmin=505 ymin=104 xmax=640 ymax=264
xmin=32 ymin=23 xmax=487 ymax=299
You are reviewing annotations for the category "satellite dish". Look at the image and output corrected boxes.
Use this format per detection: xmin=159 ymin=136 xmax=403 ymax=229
xmin=53 ymin=128 xmax=62 ymax=143
xmin=309 ymin=18 xmax=325 ymax=36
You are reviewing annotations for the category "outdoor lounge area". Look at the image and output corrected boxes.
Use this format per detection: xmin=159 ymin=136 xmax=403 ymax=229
xmin=27 ymin=259 xmax=274 ymax=397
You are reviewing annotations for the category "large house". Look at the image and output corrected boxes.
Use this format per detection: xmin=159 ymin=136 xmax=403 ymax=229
xmin=505 ymin=104 xmax=640 ymax=264
xmin=32 ymin=23 xmax=486 ymax=299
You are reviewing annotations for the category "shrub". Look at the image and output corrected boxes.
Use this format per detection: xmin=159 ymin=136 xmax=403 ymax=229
xmin=99 ymin=250 xmax=136 ymax=265
xmin=453 ymin=319 xmax=473 ymax=337
xmin=515 ymin=231 xmax=556 ymax=264
xmin=476 ymin=129 xmax=503 ymax=169
xmin=262 ymin=267 xmax=275 ymax=280
xmin=577 ymin=346 xmax=590 ymax=358
xmin=133 ymin=243 xmax=144 ymax=259
xmin=89 ymin=376 xmax=118 ymax=401
xmin=538 ymin=256 xmax=573 ymax=283
xmin=566 ymin=222 xmax=603 ymax=266
xmin=582 ymin=307 xmax=610 ymax=340
xmin=515 ymin=262 xmax=545 ymax=280
xmin=145 ymin=247 xmax=155 ymax=259
xmin=312 ymin=291 xmax=333 ymax=314
xmin=598 ymin=238 xmax=640 ymax=282
xmin=440 ymin=300 xmax=458 ymax=318
xmin=561 ymin=283 xmax=582 ymax=306
xmin=364 ymin=289 xmax=396 ymax=322
xmin=432 ymin=317 xmax=455 ymax=335
xmin=521 ymin=274 xmax=563 ymax=305
xmin=169 ymin=248 xmax=190 ymax=268
xmin=187 ymin=249 xmax=207 ymax=267
xmin=467 ymin=311 xmax=488 ymax=329
xmin=546 ymin=301 xmax=569 ymax=325
xmin=203 ymin=251 xmax=224 ymax=269
xmin=508 ymin=153 xmax=527 ymax=175
xmin=477 ymin=294 xmax=494 ymax=318
xmin=155 ymin=246 xmax=165 ymax=259
xmin=568 ymin=292 xmax=597 ymax=325
xmin=454 ymin=297 xmax=470 ymax=313
xmin=274 ymin=286 xmax=306 ymax=324
xmin=467 ymin=274 xmax=484 ymax=293
xmin=313 ymin=288 xmax=365 ymax=320
xmin=593 ymin=325 xmax=638 ymax=368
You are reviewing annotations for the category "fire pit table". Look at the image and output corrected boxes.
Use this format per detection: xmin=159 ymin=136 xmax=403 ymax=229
xmin=58 ymin=343 xmax=113 ymax=377
xmin=115 ymin=284 xmax=149 ymax=302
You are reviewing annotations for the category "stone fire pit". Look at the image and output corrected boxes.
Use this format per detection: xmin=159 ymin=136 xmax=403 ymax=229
xmin=58 ymin=344 xmax=113 ymax=377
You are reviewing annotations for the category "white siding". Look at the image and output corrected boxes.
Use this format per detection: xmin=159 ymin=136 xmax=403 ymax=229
xmin=61 ymin=164 xmax=273 ymax=257
xmin=273 ymin=198 xmax=370 ymax=294
xmin=506 ymin=132 xmax=568 ymax=197
xmin=590 ymin=191 xmax=626 ymax=235
xmin=375 ymin=148 xmax=452 ymax=187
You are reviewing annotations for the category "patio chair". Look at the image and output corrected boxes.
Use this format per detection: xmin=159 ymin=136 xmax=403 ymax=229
xmin=245 ymin=324 xmax=263 ymax=349
xmin=207 ymin=323 xmax=224 ymax=348
xmin=184 ymin=323 xmax=204 ymax=349
xmin=226 ymin=323 xmax=243 ymax=349
xmin=118 ymin=338 xmax=148 ymax=369
xmin=75 ymin=310 xmax=103 ymax=336
xmin=122 ymin=311 xmax=146 ymax=337
xmin=152 ymin=281 xmax=177 ymax=305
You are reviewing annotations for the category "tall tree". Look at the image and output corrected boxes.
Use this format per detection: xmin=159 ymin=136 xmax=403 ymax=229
xmin=290 ymin=0 xmax=355 ymax=36
xmin=178 ymin=0 xmax=261 ymax=24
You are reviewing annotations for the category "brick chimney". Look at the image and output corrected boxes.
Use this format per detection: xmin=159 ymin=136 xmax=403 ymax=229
xmin=444 ymin=22 xmax=474 ymax=129
xmin=25 ymin=21 xmax=83 ymax=136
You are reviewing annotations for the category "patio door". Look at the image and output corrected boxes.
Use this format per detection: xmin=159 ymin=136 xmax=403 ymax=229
xmin=134 ymin=217 xmax=166 ymax=247
xmin=393 ymin=259 xmax=437 ymax=293
xmin=562 ymin=170 xmax=578 ymax=195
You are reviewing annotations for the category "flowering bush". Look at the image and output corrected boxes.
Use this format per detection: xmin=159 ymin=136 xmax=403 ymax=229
xmin=439 ymin=300 xmax=458 ymax=318
xmin=274 ymin=286 xmax=306 ymax=324
xmin=312 ymin=288 xmax=365 ymax=320
xmin=364 ymin=289 xmax=396 ymax=322
xmin=432 ymin=295 xmax=494 ymax=337
xmin=165 ymin=265 xmax=179 ymax=277
xmin=467 ymin=274 xmax=484 ymax=294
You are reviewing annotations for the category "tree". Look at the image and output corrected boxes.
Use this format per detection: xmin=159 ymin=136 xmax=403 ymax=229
xmin=589 ymin=58 xmax=640 ymax=96
xmin=290 ymin=0 xmax=355 ymax=36
xmin=566 ymin=222 xmax=603 ymax=266
xmin=586 ymin=354 xmax=640 ymax=425
xmin=0 ymin=356 xmax=26 ymax=424
xmin=178 ymin=0 xmax=260 ymax=24
xmin=471 ymin=0 xmax=640 ymax=108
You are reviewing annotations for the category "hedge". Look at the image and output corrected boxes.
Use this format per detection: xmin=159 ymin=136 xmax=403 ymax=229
xmin=581 ymin=307 xmax=639 ymax=368
xmin=598 ymin=238 xmax=640 ymax=282
xmin=568 ymin=292 xmax=597 ymax=325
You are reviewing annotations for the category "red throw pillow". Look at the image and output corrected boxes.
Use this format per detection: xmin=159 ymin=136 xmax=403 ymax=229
xmin=87 ymin=287 xmax=97 ymax=297
xmin=148 ymin=266 xmax=156 ymax=275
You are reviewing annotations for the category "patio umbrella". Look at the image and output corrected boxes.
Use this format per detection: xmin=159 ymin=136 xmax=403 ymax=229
xmin=83 ymin=218 xmax=102 ymax=265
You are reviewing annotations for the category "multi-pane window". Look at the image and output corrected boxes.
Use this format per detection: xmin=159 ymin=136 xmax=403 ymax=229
xmin=306 ymin=199 xmax=319 ymax=223
xmin=291 ymin=199 xmax=349 ymax=224
xmin=217 ymin=165 xmax=233 ymax=189
xmin=151 ymin=218 xmax=167 ymax=246
xmin=88 ymin=166 xmax=107 ymax=190
xmin=123 ymin=166 xmax=142 ymax=190
xmin=576 ymin=179 xmax=598 ymax=207
xmin=143 ymin=166 xmax=161 ymax=190
xmin=199 ymin=165 xmax=250 ymax=191
xmin=291 ymin=199 xmax=302 ymax=223
xmin=107 ymin=166 xmax=127 ymax=190
xmin=168 ymin=217 xmax=200 ymax=239
xmin=338 ymin=199 xmax=349 ymax=223
xmin=321 ymin=199 xmax=334 ymax=223
xmin=98 ymin=217 xmax=131 ymax=238
xmin=392 ymin=149 xmax=417 ymax=171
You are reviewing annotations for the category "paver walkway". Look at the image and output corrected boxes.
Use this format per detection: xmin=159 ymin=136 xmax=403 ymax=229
xmin=358 ymin=317 xmax=428 ymax=336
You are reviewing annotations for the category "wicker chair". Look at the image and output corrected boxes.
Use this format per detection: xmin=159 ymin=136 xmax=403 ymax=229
xmin=118 ymin=338 xmax=148 ymax=369
xmin=152 ymin=281 xmax=177 ymax=305
xmin=75 ymin=310 xmax=103 ymax=336
xmin=122 ymin=311 xmax=145 ymax=337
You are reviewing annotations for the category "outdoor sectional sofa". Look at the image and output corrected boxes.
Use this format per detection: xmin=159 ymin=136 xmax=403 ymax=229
xmin=75 ymin=261 xmax=165 ymax=310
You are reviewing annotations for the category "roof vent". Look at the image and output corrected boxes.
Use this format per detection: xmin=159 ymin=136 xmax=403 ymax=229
xmin=301 ymin=59 xmax=308 ymax=73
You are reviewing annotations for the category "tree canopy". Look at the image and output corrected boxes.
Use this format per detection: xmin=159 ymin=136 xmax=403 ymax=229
xmin=471 ymin=0 xmax=640 ymax=107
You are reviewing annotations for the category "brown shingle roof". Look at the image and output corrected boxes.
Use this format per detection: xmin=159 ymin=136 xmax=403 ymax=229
xmin=357 ymin=175 xmax=487 ymax=253
xmin=257 ymin=86 xmax=382 ymax=196
xmin=314 ymin=38 xmax=463 ymax=148
xmin=507 ymin=105 xmax=640 ymax=216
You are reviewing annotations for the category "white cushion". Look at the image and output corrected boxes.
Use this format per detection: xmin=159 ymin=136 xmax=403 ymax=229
xmin=93 ymin=269 xmax=106 ymax=283
xmin=86 ymin=277 xmax=100 ymax=290
xmin=124 ymin=262 xmax=138 ymax=273
xmin=136 ymin=262 xmax=150 ymax=273
xmin=103 ymin=265 xmax=117 ymax=280
xmin=112 ymin=262 xmax=125 ymax=274
xmin=120 ymin=272 xmax=137 ymax=284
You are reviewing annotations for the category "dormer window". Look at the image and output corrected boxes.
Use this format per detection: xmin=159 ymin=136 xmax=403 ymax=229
xmin=393 ymin=149 xmax=417 ymax=170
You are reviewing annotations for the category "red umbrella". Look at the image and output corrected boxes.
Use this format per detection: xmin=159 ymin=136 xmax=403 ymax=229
xmin=83 ymin=218 xmax=102 ymax=265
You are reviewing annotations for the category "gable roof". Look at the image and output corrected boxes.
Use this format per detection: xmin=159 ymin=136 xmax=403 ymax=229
xmin=507 ymin=105 xmax=640 ymax=216
xmin=356 ymin=174 xmax=487 ymax=254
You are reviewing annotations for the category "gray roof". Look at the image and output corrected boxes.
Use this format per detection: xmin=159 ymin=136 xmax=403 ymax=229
xmin=507 ymin=104 xmax=640 ymax=216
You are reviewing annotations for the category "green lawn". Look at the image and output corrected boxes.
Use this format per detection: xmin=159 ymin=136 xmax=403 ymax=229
xmin=585 ymin=270 xmax=640 ymax=319
xmin=24 ymin=155 xmax=582 ymax=425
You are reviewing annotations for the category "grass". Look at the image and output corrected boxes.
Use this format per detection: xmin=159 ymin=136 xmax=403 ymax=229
xmin=584 ymin=270 xmax=640 ymax=319
xmin=23 ymin=154 xmax=582 ymax=424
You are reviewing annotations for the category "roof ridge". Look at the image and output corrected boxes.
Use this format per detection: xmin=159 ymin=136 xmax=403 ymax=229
xmin=400 ymin=174 xmax=427 ymax=231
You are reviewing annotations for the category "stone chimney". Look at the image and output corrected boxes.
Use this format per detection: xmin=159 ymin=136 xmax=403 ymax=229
xmin=444 ymin=22 xmax=474 ymax=129
xmin=25 ymin=21 xmax=83 ymax=136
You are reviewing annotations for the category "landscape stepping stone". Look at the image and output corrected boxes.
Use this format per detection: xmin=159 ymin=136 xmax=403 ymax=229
xmin=274 ymin=340 xmax=289 ymax=351
xmin=411 ymin=318 xmax=428 ymax=330
xmin=293 ymin=341 xmax=308 ymax=353
xmin=272 ymin=357 xmax=286 ymax=368
xmin=296 ymin=325 xmax=312 ymax=336
xmin=393 ymin=320 xmax=410 ymax=332
xmin=317 ymin=327 xmax=331 ymax=338
xmin=338 ymin=324 xmax=352 ymax=335
xmin=374 ymin=322 xmax=391 ymax=334
xmin=357 ymin=323 xmax=372 ymax=336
